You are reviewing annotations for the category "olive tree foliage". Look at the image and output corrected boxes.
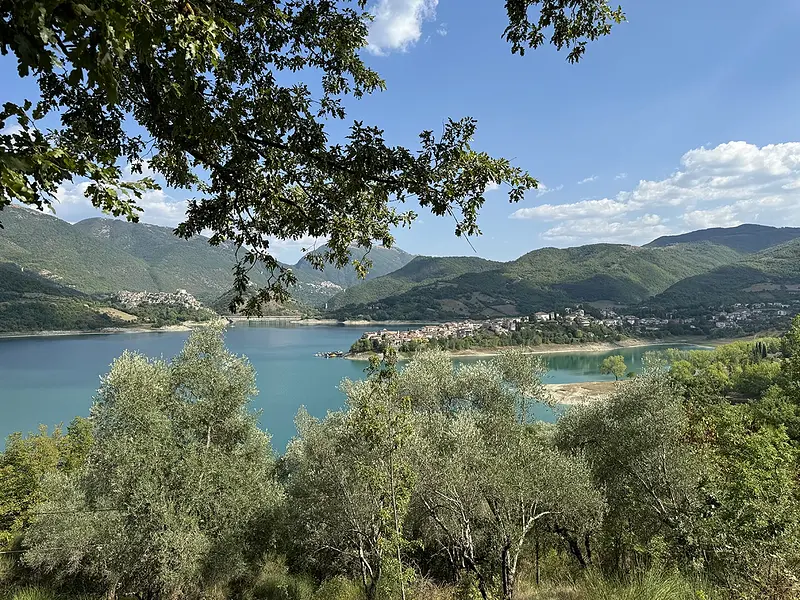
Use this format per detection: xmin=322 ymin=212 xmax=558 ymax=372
xmin=698 ymin=403 xmax=800 ymax=599
xmin=0 ymin=0 xmax=623 ymax=311
xmin=400 ymin=351 xmax=604 ymax=600
xmin=0 ymin=417 xmax=92 ymax=548
xmin=23 ymin=325 xmax=281 ymax=599
xmin=783 ymin=315 xmax=800 ymax=401
xmin=283 ymin=352 xmax=416 ymax=600
xmin=555 ymin=355 xmax=709 ymax=572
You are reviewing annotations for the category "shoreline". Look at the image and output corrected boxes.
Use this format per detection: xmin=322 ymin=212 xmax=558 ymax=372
xmin=346 ymin=338 xmax=709 ymax=361
xmin=0 ymin=322 xmax=207 ymax=340
xmin=546 ymin=381 xmax=617 ymax=405
xmin=227 ymin=316 xmax=435 ymax=327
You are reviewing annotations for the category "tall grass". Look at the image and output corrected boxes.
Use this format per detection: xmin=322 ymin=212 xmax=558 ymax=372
xmin=518 ymin=569 xmax=717 ymax=600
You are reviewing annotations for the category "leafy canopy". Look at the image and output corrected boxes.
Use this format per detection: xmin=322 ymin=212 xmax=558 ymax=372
xmin=0 ymin=0 xmax=623 ymax=311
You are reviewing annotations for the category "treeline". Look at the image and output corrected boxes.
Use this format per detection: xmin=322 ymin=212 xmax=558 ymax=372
xmin=3 ymin=320 xmax=800 ymax=600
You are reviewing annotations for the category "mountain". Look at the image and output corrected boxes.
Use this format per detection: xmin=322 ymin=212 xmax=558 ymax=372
xmin=0 ymin=208 xmax=413 ymax=307
xmin=72 ymin=217 xmax=257 ymax=302
xmin=291 ymin=245 xmax=414 ymax=288
xmin=0 ymin=207 xmax=160 ymax=293
xmin=326 ymin=256 xmax=503 ymax=312
xmin=287 ymin=244 xmax=415 ymax=306
xmin=329 ymin=243 xmax=743 ymax=320
xmin=0 ymin=262 xmax=122 ymax=332
xmin=650 ymin=239 xmax=800 ymax=309
xmin=646 ymin=224 xmax=800 ymax=253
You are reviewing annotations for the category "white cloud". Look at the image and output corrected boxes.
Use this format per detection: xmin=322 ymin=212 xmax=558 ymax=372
xmin=510 ymin=141 xmax=800 ymax=245
xmin=615 ymin=172 xmax=628 ymax=180
xmin=511 ymin=198 xmax=633 ymax=221
xmin=436 ymin=22 xmax=447 ymax=36
xmin=577 ymin=175 xmax=598 ymax=185
xmin=52 ymin=180 xmax=188 ymax=227
xmin=536 ymin=183 xmax=564 ymax=197
xmin=367 ymin=0 xmax=438 ymax=55
xmin=542 ymin=214 xmax=671 ymax=246
xmin=1 ymin=123 xmax=22 ymax=136
xmin=484 ymin=181 xmax=500 ymax=193
xmin=682 ymin=205 xmax=742 ymax=230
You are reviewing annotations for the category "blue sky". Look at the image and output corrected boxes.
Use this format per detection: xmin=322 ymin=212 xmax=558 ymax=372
xmin=4 ymin=0 xmax=800 ymax=264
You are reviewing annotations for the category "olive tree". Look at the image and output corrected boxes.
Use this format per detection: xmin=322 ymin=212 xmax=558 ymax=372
xmin=555 ymin=356 xmax=708 ymax=572
xmin=401 ymin=351 xmax=604 ymax=600
xmin=599 ymin=355 xmax=626 ymax=381
xmin=23 ymin=325 xmax=281 ymax=599
xmin=283 ymin=353 xmax=416 ymax=600
xmin=1 ymin=0 xmax=624 ymax=310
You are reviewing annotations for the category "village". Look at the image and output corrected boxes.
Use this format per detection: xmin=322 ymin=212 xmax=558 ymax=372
xmin=353 ymin=300 xmax=800 ymax=351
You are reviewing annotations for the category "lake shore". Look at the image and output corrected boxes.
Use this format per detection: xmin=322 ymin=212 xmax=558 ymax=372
xmin=346 ymin=338 xmax=707 ymax=361
xmin=0 ymin=322 xmax=205 ymax=340
xmin=546 ymin=381 xmax=617 ymax=405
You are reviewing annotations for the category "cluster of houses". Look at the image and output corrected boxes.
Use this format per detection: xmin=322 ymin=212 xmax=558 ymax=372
xmin=356 ymin=300 xmax=800 ymax=349
xmin=115 ymin=289 xmax=203 ymax=311
xmin=711 ymin=302 xmax=794 ymax=329
xmin=358 ymin=309 xmax=618 ymax=349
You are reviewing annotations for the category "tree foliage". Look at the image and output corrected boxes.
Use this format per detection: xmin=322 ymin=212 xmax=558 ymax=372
xmin=599 ymin=354 xmax=626 ymax=380
xmin=0 ymin=0 xmax=624 ymax=312
xmin=22 ymin=325 xmax=280 ymax=599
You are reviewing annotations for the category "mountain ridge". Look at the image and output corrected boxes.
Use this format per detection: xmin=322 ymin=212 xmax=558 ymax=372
xmin=646 ymin=224 xmax=800 ymax=253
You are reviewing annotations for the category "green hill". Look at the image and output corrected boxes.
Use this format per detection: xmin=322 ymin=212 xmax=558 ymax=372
xmin=0 ymin=262 xmax=122 ymax=332
xmin=290 ymin=245 xmax=414 ymax=288
xmin=646 ymin=224 xmax=800 ymax=253
xmin=73 ymin=218 xmax=246 ymax=301
xmin=330 ymin=243 xmax=743 ymax=320
xmin=0 ymin=208 xmax=413 ymax=307
xmin=650 ymin=240 xmax=800 ymax=308
xmin=326 ymin=256 xmax=503 ymax=311
xmin=0 ymin=207 xmax=159 ymax=293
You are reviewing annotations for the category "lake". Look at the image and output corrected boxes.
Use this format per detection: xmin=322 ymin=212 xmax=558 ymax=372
xmin=0 ymin=323 xmax=702 ymax=451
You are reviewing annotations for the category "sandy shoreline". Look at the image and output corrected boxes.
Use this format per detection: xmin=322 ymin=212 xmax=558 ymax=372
xmin=545 ymin=381 xmax=617 ymax=405
xmin=346 ymin=338 xmax=706 ymax=361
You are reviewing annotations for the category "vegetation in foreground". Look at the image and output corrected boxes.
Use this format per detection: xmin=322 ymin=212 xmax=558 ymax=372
xmin=2 ymin=316 xmax=800 ymax=599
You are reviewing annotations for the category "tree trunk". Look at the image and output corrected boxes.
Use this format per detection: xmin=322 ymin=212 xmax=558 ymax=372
xmin=554 ymin=524 xmax=587 ymax=568
xmin=501 ymin=543 xmax=516 ymax=600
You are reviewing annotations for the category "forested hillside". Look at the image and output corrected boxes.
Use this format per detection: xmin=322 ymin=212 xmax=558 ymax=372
xmin=327 ymin=255 xmax=502 ymax=311
xmin=0 ymin=207 xmax=160 ymax=293
xmin=0 ymin=208 xmax=413 ymax=307
xmin=330 ymin=243 xmax=742 ymax=320
xmin=646 ymin=223 xmax=800 ymax=253
xmin=0 ymin=263 xmax=122 ymax=332
xmin=651 ymin=239 xmax=800 ymax=308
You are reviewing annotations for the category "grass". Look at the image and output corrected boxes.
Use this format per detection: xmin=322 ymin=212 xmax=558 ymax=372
xmin=518 ymin=570 xmax=716 ymax=600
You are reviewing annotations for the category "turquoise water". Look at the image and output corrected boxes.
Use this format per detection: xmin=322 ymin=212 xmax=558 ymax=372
xmin=0 ymin=323 xmax=701 ymax=451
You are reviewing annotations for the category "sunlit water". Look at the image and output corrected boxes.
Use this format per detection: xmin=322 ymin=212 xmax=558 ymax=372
xmin=0 ymin=323 xmax=704 ymax=451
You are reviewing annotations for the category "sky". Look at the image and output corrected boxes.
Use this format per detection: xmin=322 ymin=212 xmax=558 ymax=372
xmin=3 ymin=0 xmax=800 ymax=264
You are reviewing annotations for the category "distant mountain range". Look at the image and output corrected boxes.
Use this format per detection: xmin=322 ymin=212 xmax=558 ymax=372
xmin=2 ymin=206 xmax=800 ymax=324
xmin=327 ymin=243 xmax=743 ymax=320
xmin=646 ymin=224 xmax=800 ymax=253
xmin=0 ymin=207 xmax=414 ymax=307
